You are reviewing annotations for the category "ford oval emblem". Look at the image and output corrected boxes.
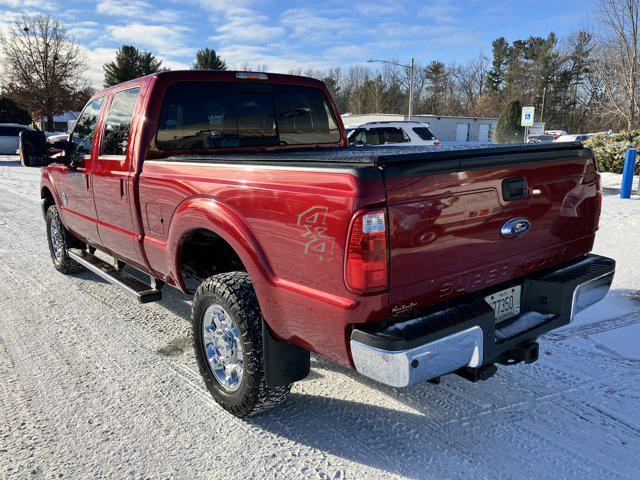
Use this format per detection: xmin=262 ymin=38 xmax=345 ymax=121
xmin=500 ymin=217 xmax=531 ymax=238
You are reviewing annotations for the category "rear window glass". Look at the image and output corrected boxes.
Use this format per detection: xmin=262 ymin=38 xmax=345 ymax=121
xmin=156 ymin=82 xmax=341 ymax=150
xmin=0 ymin=126 xmax=29 ymax=136
xmin=412 ymin=127 xmax=435 ymax=140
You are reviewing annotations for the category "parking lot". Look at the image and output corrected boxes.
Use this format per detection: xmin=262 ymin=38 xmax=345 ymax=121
xmin=1 ymin=156 xmax=639 ymax=480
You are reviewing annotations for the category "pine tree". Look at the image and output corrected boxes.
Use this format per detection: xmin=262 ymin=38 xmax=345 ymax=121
xmin=424 ymin=61 xmax=448 ymax=114
xmin=192 ymin=48 xmax=227 ymax=70
xmin=103 ymin=45 xmax=165 ymax=88
xmin=0 ymin=96 xmax=32 ymax=124
xmin=496 ymin=99 xmax=524 ymax=144
xmin=487 ymin=37 xmax=511 ymax=94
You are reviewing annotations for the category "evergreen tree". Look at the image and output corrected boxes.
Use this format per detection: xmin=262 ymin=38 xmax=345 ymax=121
xmin=423 ymin=61 xmax=448 ymax=114
xmin=103 ymin=45 xmax=165 ymax=88
xmin=496 ymin=99 xmax=524 ymax=144
xmin=0 ymin=96 xmax=32 ymax=124
xmin=192 ymin=48 xmax=227 ymax=70
xmin=487 ymin=37 xmax=511 ymax=94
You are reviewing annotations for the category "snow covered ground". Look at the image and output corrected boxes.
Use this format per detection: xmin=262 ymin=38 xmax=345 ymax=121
xmin=0 ymin=155 xmax=638 ymax=480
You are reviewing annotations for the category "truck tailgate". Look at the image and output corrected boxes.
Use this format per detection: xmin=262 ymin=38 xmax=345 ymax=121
xmin=381 ymin=144 xmax=600 ymax=310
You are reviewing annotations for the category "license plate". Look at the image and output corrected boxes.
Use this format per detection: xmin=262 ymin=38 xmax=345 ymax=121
xmin=485 ymin=286 xmax=521 ymax=323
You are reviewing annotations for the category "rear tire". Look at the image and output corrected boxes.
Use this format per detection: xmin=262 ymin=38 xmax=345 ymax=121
xmin=192 ymin=271 xmax=291 ymax=417
xmin=45 ymin=205 xmax=84 ymax=275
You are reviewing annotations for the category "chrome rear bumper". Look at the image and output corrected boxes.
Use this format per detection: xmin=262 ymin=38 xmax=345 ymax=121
xmin=350 ymin=254 xmax=615 ymax=388
xmin=351 ymin=326 xmax=483 ymax=388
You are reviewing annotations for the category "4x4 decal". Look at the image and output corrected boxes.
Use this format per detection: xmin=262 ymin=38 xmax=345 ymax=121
xmin=296 ymin=206 xmax=336 ymax=263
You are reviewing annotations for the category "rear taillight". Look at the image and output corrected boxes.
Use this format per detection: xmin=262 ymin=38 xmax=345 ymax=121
xmin=434 ymin=140 xmax=441 ymax=146
xmin=345 ymin=210 xmax=388 ymax=293
xmin=595 ymin=172 xmax=602 ymax=230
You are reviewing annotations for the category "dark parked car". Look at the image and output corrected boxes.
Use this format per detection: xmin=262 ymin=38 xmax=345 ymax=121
xmin=0 ymin=123 xmax=35 ymax=154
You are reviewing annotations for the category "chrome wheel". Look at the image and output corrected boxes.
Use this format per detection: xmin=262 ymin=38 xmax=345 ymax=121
xmin=50 ymin=220 xmax=64 ymax=263
xmin=201 ymin=304 xmax=244 ymax=392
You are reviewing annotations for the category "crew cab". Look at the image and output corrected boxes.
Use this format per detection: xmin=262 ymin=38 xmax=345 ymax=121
xmin=19 ymin=71 xmax=615 ymax=417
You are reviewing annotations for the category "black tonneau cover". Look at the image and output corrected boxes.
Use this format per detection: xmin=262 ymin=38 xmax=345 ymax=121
xmin=159 ymin=142 xmax=590 ymax=174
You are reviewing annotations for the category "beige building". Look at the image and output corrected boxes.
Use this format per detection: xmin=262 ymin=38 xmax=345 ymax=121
xmin=341 ymin=113 xmax=498 ymax=143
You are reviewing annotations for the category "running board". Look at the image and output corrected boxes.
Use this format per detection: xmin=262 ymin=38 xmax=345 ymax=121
xmin=68 ymin=248 xmax=162 ymax=303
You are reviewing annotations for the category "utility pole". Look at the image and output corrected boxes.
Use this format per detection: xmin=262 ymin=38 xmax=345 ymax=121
xmin=368 ymin=57 xmax=416 ymax=121
xmin=540 ymin=86 xmax=546 ymax=122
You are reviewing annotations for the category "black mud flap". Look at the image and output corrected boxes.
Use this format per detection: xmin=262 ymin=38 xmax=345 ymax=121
xmin=262 ymin=322 xmax=310 ymax=387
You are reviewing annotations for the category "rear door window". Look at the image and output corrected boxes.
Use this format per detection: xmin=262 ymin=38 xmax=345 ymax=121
xmin=379 ymin=127 xmax=409 ymax=144
xmin=156 ymin=82 xmax=341 ymax=150
xmin=351 ymin=128 xmax=383 ymax=145
xmin=100 ymin=87 xmax=140 ymax=156
xmin=412 ymin=127 xmax=435 ymax=141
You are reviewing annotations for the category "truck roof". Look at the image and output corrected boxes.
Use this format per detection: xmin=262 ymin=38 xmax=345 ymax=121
xmin=93 ymin=70 xmax=327 ymax=97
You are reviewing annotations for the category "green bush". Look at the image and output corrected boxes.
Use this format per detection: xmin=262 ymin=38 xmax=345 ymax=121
xmin=583 ymin=131 xmax=640 ymax=174
xmin=495 ymin=99 xmax=525 ymax=144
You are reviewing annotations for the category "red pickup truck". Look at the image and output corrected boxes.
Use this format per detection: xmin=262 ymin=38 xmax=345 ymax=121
xmin=19 ymin=71 xmax=615 ymax=417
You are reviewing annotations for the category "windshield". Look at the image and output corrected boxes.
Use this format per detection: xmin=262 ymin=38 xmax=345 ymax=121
xmin=156 ymin=82 xmax=341 ymax=150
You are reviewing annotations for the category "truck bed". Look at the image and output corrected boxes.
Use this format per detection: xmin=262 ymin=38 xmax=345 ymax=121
xmin=160 ymin=142 xmax=587 ymax=169
xmin=150 ymin=140 xmax=599 ymax=325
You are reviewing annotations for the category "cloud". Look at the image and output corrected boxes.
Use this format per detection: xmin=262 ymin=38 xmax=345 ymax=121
xmin=67 ymin=21 xmax=100 ymax=41
xmin=79 ymin=46 xmax=117 ymax=88
xmin=354 ymin=2 xmax=399 ymax=16
xmin=107 ymin=23 xmax=193 ymax=58
xmin=192 ymin=0 xmax=285 ymax=44
xmin=418 ymin=1 xmax=461 ymax=24
xmin=0 ymin=0 xmax=52 ymax=7
xmin=280 ymin=8 xmax=356 ymax=43
xmin=207 ymin=6 xmax=284 ymax=44
xmin=95 ymin=0 xmax=180 ymax=23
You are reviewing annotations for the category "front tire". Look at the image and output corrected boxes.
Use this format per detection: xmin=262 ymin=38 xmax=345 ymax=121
xmin=45 ymin=205 xmax=84 ymax=274
xmin=192 ymin=272 xmax=291 ymax=417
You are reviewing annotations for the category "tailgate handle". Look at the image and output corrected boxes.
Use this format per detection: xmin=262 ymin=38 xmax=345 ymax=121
xmin=502 ymin=177 xmax=528 ymax=201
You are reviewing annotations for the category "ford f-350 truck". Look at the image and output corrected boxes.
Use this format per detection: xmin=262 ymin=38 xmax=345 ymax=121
xmin=19 ymin=71 xmax=615 ymax=417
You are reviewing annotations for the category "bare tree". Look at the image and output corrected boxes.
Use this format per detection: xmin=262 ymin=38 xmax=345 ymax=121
xmin=595 ymin=0 xmax=640 ymax=129
xmin=238 ymin=63 xmax=269 ymax=72
xmin=0 ymin=14 xmax=90 ymax=131
xmin=451 ymin=53 xmax=490 ymax=116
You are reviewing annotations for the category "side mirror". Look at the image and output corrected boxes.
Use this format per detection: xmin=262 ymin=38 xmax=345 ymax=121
xmin=46 ymin=136 xmax=77 ymax=167
xmin=19 ymin=130 xmax=50 ymax=167
xmin=49 ymin=136 xmax=70 ymax=152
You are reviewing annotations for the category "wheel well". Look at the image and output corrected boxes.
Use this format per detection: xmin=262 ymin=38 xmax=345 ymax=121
xmin=41 ymin=187 xmax=55 ymax=212
xmin=179 ymin=228 xmax=246 ymax=292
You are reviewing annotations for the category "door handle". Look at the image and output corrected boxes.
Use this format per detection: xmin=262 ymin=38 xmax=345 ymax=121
xmin=119 ymin=178 xmax=126 ymax=198
xmin=502 ymin=177 xmax=528 ymax=201
xmin=84 ymin=173 xmax=90 ymax=191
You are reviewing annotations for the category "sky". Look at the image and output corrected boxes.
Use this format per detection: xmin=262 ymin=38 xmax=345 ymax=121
xmin=0 ymin=0 xmax=595 ymax=88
